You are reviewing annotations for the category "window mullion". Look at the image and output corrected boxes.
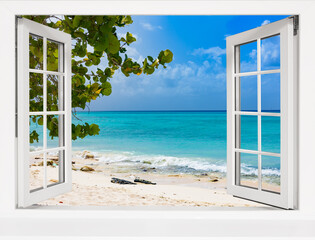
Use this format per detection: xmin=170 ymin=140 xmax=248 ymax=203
xmin=43 ymin=37 xmax=47 ymax=189
xmin=257 ymin=39 xmax=262 ymax=191
xmin=235 ymin=45 xmax=241 ymax=186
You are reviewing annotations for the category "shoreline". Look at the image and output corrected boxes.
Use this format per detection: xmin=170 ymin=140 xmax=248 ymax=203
xmin=28 ymin=151 xmax=277 ymax=207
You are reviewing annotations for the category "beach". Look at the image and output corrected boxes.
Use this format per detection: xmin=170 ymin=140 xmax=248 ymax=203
xmin=28 ymin=111 xmax=280 ymax=207
xmin=30 ymin=151 xmax=273 ymax=207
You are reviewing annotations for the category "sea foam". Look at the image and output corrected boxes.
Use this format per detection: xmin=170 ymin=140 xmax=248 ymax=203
xmin=74 ymin=150 xmax=280 ymax=176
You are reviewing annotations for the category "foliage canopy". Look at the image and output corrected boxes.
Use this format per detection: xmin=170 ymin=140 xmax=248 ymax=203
xmin=26 ymin=15 xmax=173 ymax=143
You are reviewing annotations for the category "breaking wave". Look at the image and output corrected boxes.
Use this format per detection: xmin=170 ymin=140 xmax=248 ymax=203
xmin=74 ymin=150 xmax=280 ymax=176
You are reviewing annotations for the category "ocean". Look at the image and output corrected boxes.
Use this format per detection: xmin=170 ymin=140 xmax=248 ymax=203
xmin=72 ymin=111 xmax=280 ymax=178
xmin=30 ymin=111 xmax=281 ymax=180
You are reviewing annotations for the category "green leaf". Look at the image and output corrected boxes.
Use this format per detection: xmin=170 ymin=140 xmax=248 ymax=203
xmin=126 ymin=32 xmax=136 ymax=45
xmin=96 ymin=16 xmax=103 ymax=24
xmin=101 ymin=81 xmax=112 ymax=96
xmin=94 ymin=39 xmax=108 ymax=51
xmin=100 ymin=24 xmax=111 ymax=34
xmin=73 ymin=16 xmax=83 ymax=28
xmin=158 ymin=49 xmax=173 ymax=64
xmin=108 ymin=34 xmax=120 ymax=54
xmin=125 ymin=16 xmax=133 ymax=24
xmin=38 ymin=116 xmax=43 ymax=125
xmin=146 ymin=66 xmax=155 ymax=74
xmin=90 ymin=124 xmax=100 ymax=135
xmin=105 ymin=68 xmax=112 ymax=77
xmin=143 ymin=58 xmax=148 ymax=69
xmin=148 ymin=56 xmax=154 ymax=62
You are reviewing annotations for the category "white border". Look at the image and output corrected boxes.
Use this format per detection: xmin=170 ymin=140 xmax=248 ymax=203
xmin=0 ymin=0 xmax=315 ymax=238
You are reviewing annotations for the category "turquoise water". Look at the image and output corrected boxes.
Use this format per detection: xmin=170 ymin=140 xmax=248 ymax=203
xmin=30 ymin=111 xmax=281 ymax=176
xmin=72 ymin=111 xmax=280 ymax=176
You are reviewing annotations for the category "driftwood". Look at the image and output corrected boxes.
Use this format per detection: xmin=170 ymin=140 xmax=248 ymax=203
xmin=111 ymin=177 xmax=136 ymax=185
xmin=134 ymin=177 xmax=156 ymax=185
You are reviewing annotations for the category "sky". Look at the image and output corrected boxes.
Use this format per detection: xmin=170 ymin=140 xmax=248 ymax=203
xmin=86 ymin=15 xmax=288 ymax=111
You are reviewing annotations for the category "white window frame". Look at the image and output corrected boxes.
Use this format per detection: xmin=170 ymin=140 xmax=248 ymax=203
xmin=17 ymin=18 xmax=72 ymax=207
xmin=0 ymin=1 xmax=315 ymax=238
xmin=226 ymin=17 xmax=298 ymax=209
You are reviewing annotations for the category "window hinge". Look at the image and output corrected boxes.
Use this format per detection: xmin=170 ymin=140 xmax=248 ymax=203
xmin=289 ymin=15 xmax=299 ymax=36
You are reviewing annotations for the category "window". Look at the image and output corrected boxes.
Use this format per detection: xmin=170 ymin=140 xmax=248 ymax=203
xmin=226 ymin=17 xmax=298 ymax=209
xmin=17 ymin=18 xmax=72 ymax=207
xmin=0 ymin=0 xmax=312 ymax=238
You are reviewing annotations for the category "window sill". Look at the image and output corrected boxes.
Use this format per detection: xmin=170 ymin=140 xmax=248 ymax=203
xmin=0 ymin=206 xmax=314 ymax=237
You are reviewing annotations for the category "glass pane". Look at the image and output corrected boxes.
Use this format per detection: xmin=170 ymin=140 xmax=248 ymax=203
xmin=47 ymin=75 xmax=64 ymax=111
xmin=261 ymin=35 xmax=280 ymax=71
xmin=29 ymin=152 xmax=44 ymax=192
xmin=47 ymin=115 xmax=64 ymax=149
xmin=261 ymin=116 xmax=281 ymax=154
xmin=47 ymin=150 xmax=64 ymax=187
xmin=261 ymin=73 xmax=280 ymax=113
xmin=29 ymin=116 xmax=43 ymax=152
xmin=47 ymin=40 xmax=61 ymax=72
xmin=239 ymin=152 xmax=258 ymax=189
xmin=240 ymin=75 xmax=257 ymax=112
xmin=29 ymin=34 xmax=43 ymax=70
xmin=29 ymin=73 xmax=43 ymax=112
xmin=262 ymin=156 xmax=281 ymax=193
xmin=240 ymin=41 xmax=257 ymax=73
xmin=240 ymin=115 xmax=258 ymax=151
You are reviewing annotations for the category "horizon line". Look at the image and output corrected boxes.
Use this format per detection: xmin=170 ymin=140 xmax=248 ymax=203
xmin=75 ymin=110 xmax=227 ymax=112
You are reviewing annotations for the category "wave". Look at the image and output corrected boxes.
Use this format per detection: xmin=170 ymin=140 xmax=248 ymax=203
xmin=30 ymin=146 xmax=43 ymax=152
xmin=73 ymin=150 xmax=280 ymax=176
xmin=240 ymin=164 xmax=280 ymax=176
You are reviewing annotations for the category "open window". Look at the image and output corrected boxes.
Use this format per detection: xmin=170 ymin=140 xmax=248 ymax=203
xmin=16 ymin=16 xmax=298 ymax=209
xmin=226 ymin=17 xmax=298 ymax=209
xmin=17 ymin=18 xmax=72 ymax=207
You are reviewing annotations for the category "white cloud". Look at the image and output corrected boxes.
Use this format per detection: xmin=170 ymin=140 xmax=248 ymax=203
xmin=239 ymin=35 xmax=280 ymax=72
xmin=124 ymin=45 xmax=144 ymax=63
xmin=261 ymin=36 xmax=280 ymax=67
xmin=192 ymin=46 xmax=226 ymax=63
xmin=140 ymin=22 xmax=163 ymax=31
xmin=261 ymin=20 xmax=270 ymax=26
xmin=94 ymin=43 xmax=227 ymax=108
xmin=106 ymin=57 xmax=226 ymax=99
xmin=249 ymin=49 xmax=257 ymax=59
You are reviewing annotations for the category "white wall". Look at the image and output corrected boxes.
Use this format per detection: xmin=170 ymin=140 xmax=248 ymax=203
xmin=0 ymin=0 xmax=315 ymax=238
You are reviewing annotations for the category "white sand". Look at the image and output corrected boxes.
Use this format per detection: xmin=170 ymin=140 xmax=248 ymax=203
xmin=30 ymin=154 xmax=268 ymax=207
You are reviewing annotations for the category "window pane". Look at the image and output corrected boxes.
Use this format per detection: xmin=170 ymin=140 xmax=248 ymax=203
xmin=240 ymin=75 xmax=257 ymax=112
xmin=261 ymin=73 xmax=280 ymax=113
xmin=47 ymin=150 xmax=64 ymax=187
xmin=29 ymin=152 xmax=44 ymax=192
xmin=262 ymin=155 xmax=281 ymax=193
xmin=239 ymin=152 xmax=258 ymax=189
xmin=29 ymin=116 xmax=43 ymax=152
xmin=239 ymin=41 xmax=257 ymax=73
xmin=261 ymin=116 xmax=281 ymax=154
xmin=29 ymin=73 xmax=43 ymax=112
xmin=47 ymin=75 xmax=64 ymax=111
xmin=29 ymin=34 xmax=43 ymax=70
xmin=47 ymin=115 xmax=64 ymax=149
xmin=240 ymin=115 xmax=258 ymax=151
xmin=261 ymin=35 xmax=280 ymax=71
xmin=47 ymin=40 xmax=61 ymax=72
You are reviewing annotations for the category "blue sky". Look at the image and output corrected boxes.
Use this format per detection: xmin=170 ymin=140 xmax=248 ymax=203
xmin=87 ymin=15 xmax=288 ymax=111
